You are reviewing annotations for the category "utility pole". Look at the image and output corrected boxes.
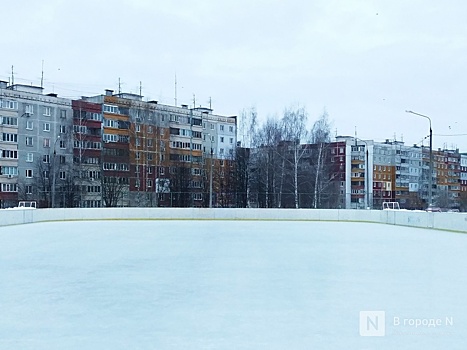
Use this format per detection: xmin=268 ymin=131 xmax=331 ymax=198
xmin=41 ymin=60 xmax=44 ymax=89
xmin=406 ymin=110 xmax=433 ymax=207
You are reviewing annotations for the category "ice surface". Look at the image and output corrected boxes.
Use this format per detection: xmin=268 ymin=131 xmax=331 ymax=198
xmin=0 ymin=220 xmax=466 ymax=349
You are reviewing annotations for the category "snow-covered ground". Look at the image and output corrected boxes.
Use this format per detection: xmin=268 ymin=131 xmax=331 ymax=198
xmin=0 ymin=220 xmax=466 ymax=349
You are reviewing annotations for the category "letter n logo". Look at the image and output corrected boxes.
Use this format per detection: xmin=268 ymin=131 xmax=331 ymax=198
xmin=360 ymin=311 xmax=385 ymax=336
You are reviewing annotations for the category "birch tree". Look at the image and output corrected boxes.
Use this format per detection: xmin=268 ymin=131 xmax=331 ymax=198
xmin=282 ymin=106 xmax=308 ymax=208
xmin=309 ymin=112 xmax=332 ymax=208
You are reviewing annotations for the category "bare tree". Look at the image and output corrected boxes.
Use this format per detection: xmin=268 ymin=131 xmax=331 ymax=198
xmin=309 ymin=112 xmax=333 ymax=208
xmin=281 ymin=106 xmax=308 ymax=208
xmin=102 ymin=176 xmax=127 ymax=207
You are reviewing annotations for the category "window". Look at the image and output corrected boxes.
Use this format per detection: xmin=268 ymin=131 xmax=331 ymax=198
xmin=136 ymin=124 xmax=141 ymax=132
xmin=43 ymin=106 xmax=51 ymax=116
xmin=60 ymin=125 xmax=66 ymax=134
xmin=43 ymin=154 xmax=50 ymax=163
xmin=220 ymin=125 xmax=224 ymax=131
xmin=220 ymin=148 xmax=224 ymax=155
xmin=103 ymin=133 xmax=118 ymax=143
xmin=89 ymin=113 xmax=101 ymax=121
xmin=0 ymin=166 xmax=18 ymax=176
xmin=135 ymin=152 xmax=140 ymax=160
xmin=220 ymin=137 xmax=224 ymax=143
xmin=148 ymin=126 xmax=153 ymax=133
xmin=148 ymin=153 xmax=153 ymax=161
xmin=26 ymin=185 xmax=33 ymax=194
xmin=26 ymin=153 xmax=34 ymax=162
xmin=1 ymin=150 xmax=17 ymax=159
xmin=26 ymin=136 xmax=33 ymax=146
xmin=1 ymin=100 xmax=18 ymax=110
xmin=136 ymin=138 xmax=141 ymax=147
xmin=43 ymin=138 xmax=50 ymax=148
xmin=147 ymin=139 xmax=153 ymax=147
xmin=26 ymin=120 xmax=33 ymax=130
xmin=1 ymin=183 xmax=18 ymax=192
xmin=60 ymin=155 xmax=66 ymax=164
xmin=25 ymin=105 xmax=34 ymax=115
xmin=210 ymin=124 xmax=214 ymax=130
xmin=25 ymin=169 xmax=33 ymax=178
xmin=43 ymin=170 xmax=49 ymax=179
xmin=229 ymin=137 xmax=233 ymax=144
xmin=60 ymin=171 xmax=66 ymax=180
xmin=147 ymin=179 xmax=152 ymax=188
xmin=1 ymin=116 xmax=18 ymax=126
xmin=229 ymin=126 xmax=233 ymax=132
xmin=2 ymin=133 xmax=17 ymax=143
xmin=60 ymin=140 xmax=66 ymax=149
xmin=43 ymin=122 xmax=50 ymax=132
xmin=60 ymin=109 xmax=67 ymax=118
xmin=103 ymin=104 xmax=119 ymax=114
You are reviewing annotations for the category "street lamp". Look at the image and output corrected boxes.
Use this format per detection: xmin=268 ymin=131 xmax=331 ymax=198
xmin=406 ymin=110 xmax=433 ymax=207
xmin=52 ymin=135 xmax=61 ymax=208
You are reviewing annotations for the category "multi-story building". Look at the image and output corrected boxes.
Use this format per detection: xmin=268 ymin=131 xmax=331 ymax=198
xmin=72 ymin=99 xmax=103 ymax=208
xmin=0 ymin=81 xmax=73 ymax=208
xmin=433 ymin=148 xmax=461 ymax=208
xmin=80 ymin=89 xmax=237 ymax=208
xmin=1 ymin=78 xmax=237 ymax=208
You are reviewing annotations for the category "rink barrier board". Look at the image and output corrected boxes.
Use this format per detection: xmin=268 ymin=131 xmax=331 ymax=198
xmin=1 ymin=208 xmax=466 ymax=233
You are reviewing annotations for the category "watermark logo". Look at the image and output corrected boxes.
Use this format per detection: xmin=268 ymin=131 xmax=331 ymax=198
xmin=360 ymin=311 xmax=386 ymax=337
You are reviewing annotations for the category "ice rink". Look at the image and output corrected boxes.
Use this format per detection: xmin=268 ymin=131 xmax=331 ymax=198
xmin=1 ymin=220 xmax=466 ymax=349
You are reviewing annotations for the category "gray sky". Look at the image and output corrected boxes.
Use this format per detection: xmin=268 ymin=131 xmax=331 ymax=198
xmin=3 ymin=0 xmax=467 ymax=150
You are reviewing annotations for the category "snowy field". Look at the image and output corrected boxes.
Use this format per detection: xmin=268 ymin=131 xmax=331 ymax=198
xmin=0 ymin=220 xmax=466 ymax=349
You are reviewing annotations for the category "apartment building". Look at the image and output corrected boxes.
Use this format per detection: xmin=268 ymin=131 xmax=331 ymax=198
xmin=1 ymin=77 xmax=238 ymax=208
xmin=72 ymin=99 xmax=103 ymax=208
xmin=0 ymin=81 xmax=73 ymax=208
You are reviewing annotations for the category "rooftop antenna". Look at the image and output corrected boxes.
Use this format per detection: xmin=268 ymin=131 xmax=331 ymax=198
xmin=193 ymin=94 xmax=196 ymax=108
xmin=209 ymin=96 xmax=212 ymax=110
xmin=174 ymin=73 xmax=177 ymax=106
xmin=11 ymin=65 xmax=14 ymax=85
xmin=401 ymin=133 xmax=403 ymax=142
xmin=139 ymin=81 xmax=142 ymax=97
xmin=41 ymin=60 xmax=44 ymax=89
xmin=118 ymin=78 xmax=121 ymax=94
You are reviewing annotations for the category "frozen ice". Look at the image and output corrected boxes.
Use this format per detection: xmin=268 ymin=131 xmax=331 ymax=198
xmin=0 ymin=220 xmax=466 ymax=349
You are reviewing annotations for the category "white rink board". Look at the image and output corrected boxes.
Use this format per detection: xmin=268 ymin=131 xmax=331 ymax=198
xmin=0 ymin=220 xmax=466 ymax=350
xmin=1 ymin=208 xmax=467 ymax=233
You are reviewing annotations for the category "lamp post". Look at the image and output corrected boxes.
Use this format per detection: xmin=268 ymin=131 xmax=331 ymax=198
xmin=52 ymin=135 xmax=61 ymax=208
xmin=406 ymin=110 xmax=433 ymax=207
xmin=209 ymin=146 xmax=213 ymax=208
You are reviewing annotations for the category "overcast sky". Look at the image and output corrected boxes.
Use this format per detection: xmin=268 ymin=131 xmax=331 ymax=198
xmin=3 ymin=0 xmax=467 ymax=150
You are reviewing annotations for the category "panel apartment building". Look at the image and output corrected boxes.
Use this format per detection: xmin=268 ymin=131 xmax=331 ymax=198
xmin=0 ymin=82 xmax=237 ymax=208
